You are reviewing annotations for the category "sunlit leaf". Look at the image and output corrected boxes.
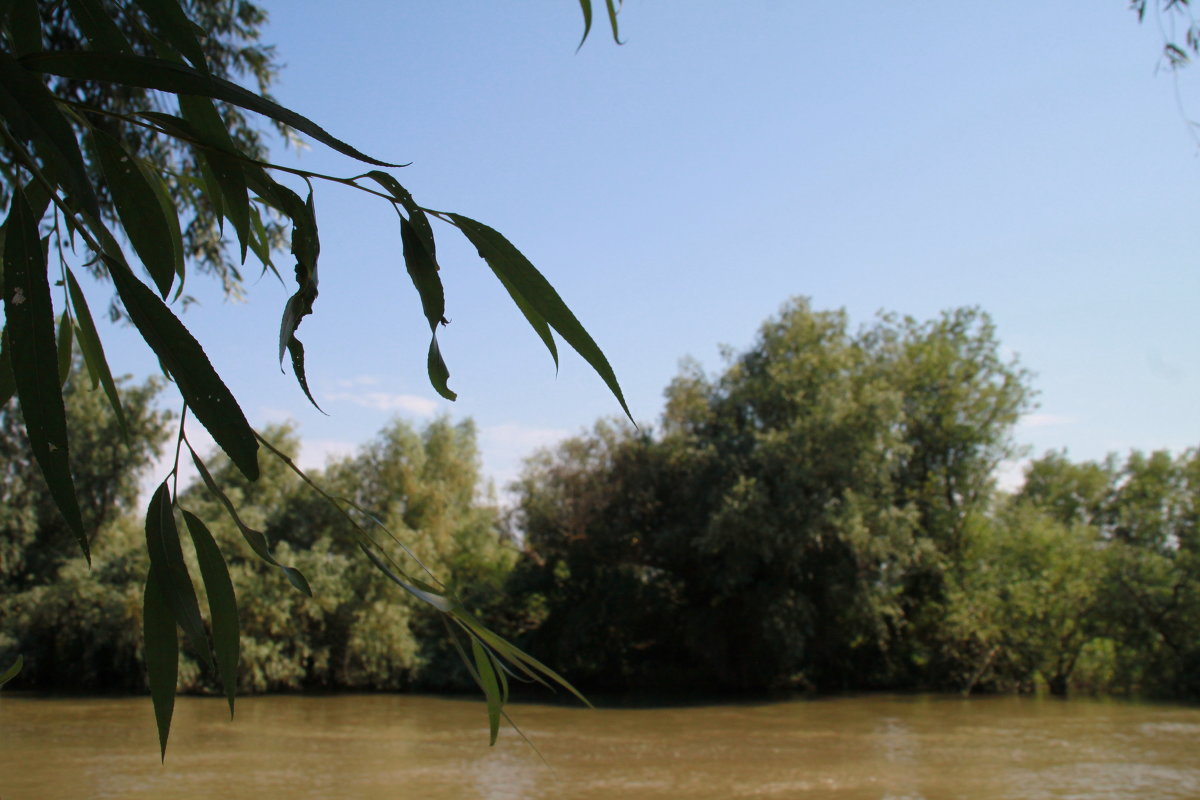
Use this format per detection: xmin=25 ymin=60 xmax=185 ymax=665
xmin=145 ymin=483 xmax=213 ymax=672
xmin=189 ymin=446 xmax=312 ymax=596
xmin=2 ymin=186 xmax=88 ymax=560
xmin=143 ymin=565 xmax=178 ymax=761
xmin=24 ymin=52 xmax=402 ymax=167
xmin=91 ymin=127 xmax=178 ymax=298
xmin=104 ymin=250 xmax=259 ymax=480
xmin=448 ymin=213 xmax=631 ymax=420
xmin=182 ymin=509 xmax=239 ymax=717
xmin=358 ymin=544 xmax=453 ymax=613
xmin=66 ymin=267 xmax=128 ymax=436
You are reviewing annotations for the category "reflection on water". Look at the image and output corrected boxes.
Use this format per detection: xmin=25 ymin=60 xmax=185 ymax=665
xmin=2 ymin=693 xmax=1199 ymax=799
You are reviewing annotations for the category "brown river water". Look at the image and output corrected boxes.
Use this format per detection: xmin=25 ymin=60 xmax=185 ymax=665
xmin=2 ymin=693 xmax=1198 ymax=799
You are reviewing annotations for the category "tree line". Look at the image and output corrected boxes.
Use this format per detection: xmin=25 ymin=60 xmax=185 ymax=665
xmin=2 ymin=299 xmax=1197 ymax=699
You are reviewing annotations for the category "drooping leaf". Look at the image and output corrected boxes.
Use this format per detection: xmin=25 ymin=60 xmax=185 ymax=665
xmin=0 ymin=654 xmax=21 ymax=688
xmin=400 ymin=216 xmax=454 ymax=400
xmin=178 ymin=94 xmax=250 ymax=263
xmin=188 ymin=446 xmax=312 ymax=596
xmin=448 ymin=213 xmax=631 ymax=420
xmin=145 ymin=483 xmax=213 ymax=672
xmin=56 ymin=312 xmax=72 ymax=386
xmin=285 ymin=336 xmax=323 ymax=413
xmin=24 ymin=52 xmax=402 ymax=167
xmin=90 ymin=127 xmax=177 ymax=298
xmin=182 ymin=509 xmax=239 ymax=717
xmin=0 ymin=54 xmax=100 ymax=220
xmin=104 ymin=251 xmax=259 ymax=480
xmin=604 ymin=0 xmax=625 ymax=44
xmin=135 ymin=155 xmax=186 ymax=292
xmin=471 ymin=636 xmax=502 ymax=746
xmin=66 ymin=267 xmax=128 ymax=435
xmin=361 ymin=172 xmax=433 ymax=253
xmin=143 ymin=565 xmax=178 ymax=761
xmin=359 ymin=544 xmax=453 ymax=613
xmin=2 ymin=186 xmax=88 ymax=560
xmin=65 ymin=0 xmax=133 ymax=53
xmin=576 ymin=0 xmax=594 ymax=51
xmin=132 ymin=0 xmax=209 ymax=72
xmin=277 ymin=190 xmax=321 ymax=409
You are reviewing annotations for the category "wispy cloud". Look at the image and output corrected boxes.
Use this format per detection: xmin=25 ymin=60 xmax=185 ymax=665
xmin=481 ymin=423 xmax=571 ymax=452
xmin=333 ymin=374 xmax=380 ymax=389
xmin=326 ymin=391 xmax=438 ymax=417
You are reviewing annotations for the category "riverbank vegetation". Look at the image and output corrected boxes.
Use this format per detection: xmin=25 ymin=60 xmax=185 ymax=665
xmin=2 ymin=300 xmax=1197 ymax=700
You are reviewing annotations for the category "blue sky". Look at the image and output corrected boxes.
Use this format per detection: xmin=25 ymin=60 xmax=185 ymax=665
xmin=96 ymin=1 xmax=1200 ymax=493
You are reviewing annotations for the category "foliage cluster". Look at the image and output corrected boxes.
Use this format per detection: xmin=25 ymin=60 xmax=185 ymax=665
xmin=5 ymin=300 xmax=1197 ymax=702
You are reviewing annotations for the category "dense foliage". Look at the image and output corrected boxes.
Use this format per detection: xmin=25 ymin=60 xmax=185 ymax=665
xmin=4 ymin=300 xmax=1196 ymax=701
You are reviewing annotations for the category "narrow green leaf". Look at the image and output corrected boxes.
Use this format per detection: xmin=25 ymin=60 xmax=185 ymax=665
xmin=576 ymin=0 xmax=594 ymax=50
xmin=189 ymin=446 xmax=312 ymax=596
xmin=604 ymin=0 xmax=624 ymax=44
xmin=361 ymin=172 xmax=433 ymax=253
xmin=277 ymin=191 xmax=321 ymax=409
xmin=471 ymin=637 xmax=502 ymax=746
xmin=145 ymin=483 xmax=213 ymax=672
xmin=448 ymin=213 xmax=631 ymax=420
xmin=400 ymin=216 xmax=454 ymax=400
xmin=3 ymin=186 xmax=88 ymax=560
xmin=0 ymin=654 xmax=22 ymax=688
xmin=359 ymin=544 xmax=453 ymax=612
xmin=56 ymin=313 xmax=72 ymax=386
xmin=104 ymin=251 xmax=259 ymax=480
xmin=182 ymin=509 xmax=239 ymax=717
xmin=247 ymin=202 xmax=273 ymax=271
xmin=132 ymin=0 xmax=209 ymax=71
xmin=143 ymin=565 xmax=178 ymax=761
xmin=65 ymin=0 xmax=133 ymax=53
xmin=0 ymin=54 xmax=100 ymax=220
xmin=91 ymin=127 xmax=177 ymax=298
xmin=285 ymin=337 xmax=323 ymax=413
xmin=179 ymin=94 xmax=250 ymax=263
xmin=196 ymin=156 xmax=225 ymax=222
xmin=66 ymin=267 xmax=129 ymax=436
xmin=136 ymin=155 xmax=185 ymax=289
xmin=0 ymin=328 xmax=15 ymax=408
xmin=25 ymin=52 xmax=402 ymax=167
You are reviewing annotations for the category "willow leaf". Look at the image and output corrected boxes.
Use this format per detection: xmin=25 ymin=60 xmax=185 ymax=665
xmin=189 ymin=446 xmax=312 ymax=596
xmin=105 ymin=252 xmax=259 ymax=480
xmin=471 ymin=637 xmax=502 ymax=746
xmin=145 ymin=483 xmax=213 ymax=672
xmin=56 ymin=312 xmax=72 ymax=386
xmin=66 ymin=267 xmax=128 ymax=435
xmin=91 ymin=127 xmax=177 ymax=298
xmin=182 ymin=509 xmax=239 ymax=717
xmin=132 ymin=0 xmax=208 ymax=71
xmin=7 ymin=0 xmax=42 ymax=56
xmin=179 ymin=94 xmax=250 ymax=263
xmin=24 ymin=52 xmax=401 ymax=167
xmin=143 ymin=565 xmax=178 ymax=761
xmin=400 ymin=216 xmax=454 ymax=400
xmin=0 ymin=329 xmax=14 ymax=408
xmin=65 ymin=0 xmax=133 ymax=53
xmin=448 ymin=213 xmax=630 ymax=420
xmin=0 ymin=654 xmax=21 ymax=688
xmin=3 ymin=186 xmax=87 ymax=560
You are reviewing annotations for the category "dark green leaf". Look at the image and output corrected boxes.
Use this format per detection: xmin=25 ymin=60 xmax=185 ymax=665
xmin=448 ymin=213 xmax=631 ymax=420
xmin=136 ymin=155 xmax=185 ymax=291
xmin=91 ymin=127 xmax=177 ymax=298
xmin=143 ymin=565 xmax=178 ymax=762
xmin=145 ymin=483 xmax=213 ymax=672
xmin=361 ymin=172 xmax=433 ymax=253
xmin=6 ymin=0 xmax=42 ymax=56
xmin=25 ymin=52 xmax=402 ymax=167
xmin=66 ymin=267 xmax=128 ymax=435
xmin=182 ymin=509 xmax=239 ymax=717
xmin=277 ymin=191 xmax=321 ymax=409
xmin=3 ymin=186 xmax=88 ymax=560
xmin=104 ymin=251 xmax=259 ymax=480
xmin=56 ymin=312 xmax=72 ymax=386
xmin=132 ymin=0 xmax=208 ymax=71
xmin=189 ymin=446 xmax=312 ymax=596
xmin=285 ymin=336 xmax=323 ymax=413
xmin=0 ymin=654 xmax=21 ymax=688
xmin=65 ymin=0 xmax=133 ymax=53
xmin=605 ymin=0 xmax=624 ymax=44
xmin=178 ymin=94 xmax=250 ymax=263
xmin=0 ymin=328 xmax=14 ymax=409
xmin=359 ymin=544 xmax=453 ymax=612
xmin=471 ymin=637 xmax=502 ymax=746
xmin=400 ymin=216 xmax=454 ymax=400
xmin=576 ymin=0 xmax=594 ymax=51
xmin=0 ymin=54 xmax=100 ymax=220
